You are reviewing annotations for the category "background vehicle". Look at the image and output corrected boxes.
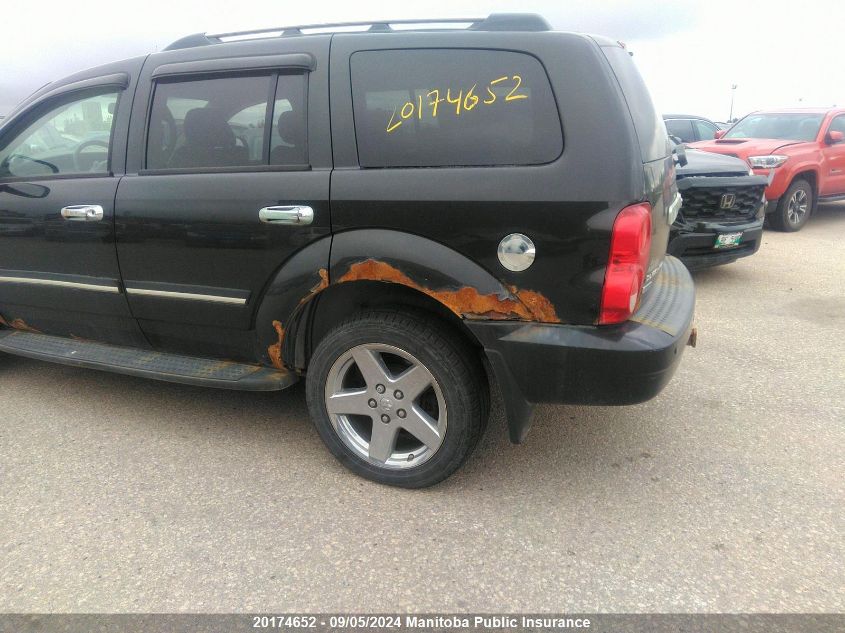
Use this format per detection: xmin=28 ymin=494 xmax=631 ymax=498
xmin=664 ymin=114 xmax=722 ymax=143
xmin=0 ymin=14 xmax=695 ymax=488
xmin=692 ymin=108 xmax=845 ymax=231
xmin=669 ymin=143 xmax=767 ymax=270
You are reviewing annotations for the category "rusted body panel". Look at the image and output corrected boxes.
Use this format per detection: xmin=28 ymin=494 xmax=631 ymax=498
xmin=265 ymin=269 xmax=328 ymax=370
xmin=256 ymin=229 xmax=566 ymax=372
xmin=0 ymin=315 xmax=41 ymax=333
xmin=328 ymin=229 xmax=565 ymax=325
xmin=253 ymin=238 xmax=332 ymax=369
xmin=334 ymin=259 xmax=560 ymax=323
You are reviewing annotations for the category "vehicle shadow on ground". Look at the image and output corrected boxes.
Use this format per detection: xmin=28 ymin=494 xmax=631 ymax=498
xmin=1 ymin=351 xmax=658 ymax=493
xmin=811 ymin=200 xmax=845 ymax=224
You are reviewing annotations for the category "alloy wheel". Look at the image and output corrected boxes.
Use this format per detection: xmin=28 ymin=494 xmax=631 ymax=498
xmin=324 ymin=343 xmax=447 ymax=469
xmin=787 ymin=188 xmax=809 ymax=226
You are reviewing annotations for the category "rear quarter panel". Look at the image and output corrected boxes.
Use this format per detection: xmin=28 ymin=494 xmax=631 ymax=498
xmin=329 ymin=31 xmax=646 ymax=325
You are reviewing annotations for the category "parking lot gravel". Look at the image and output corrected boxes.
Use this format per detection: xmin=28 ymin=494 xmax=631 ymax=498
xmin=1 ymin=204 xmax=843 ymax=613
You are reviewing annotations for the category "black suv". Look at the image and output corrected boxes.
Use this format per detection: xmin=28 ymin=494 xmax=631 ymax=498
xmin=0 ymin=14 xmax=695 ymax=487
xmin=669 ymin=144 xmax=768 ymax=270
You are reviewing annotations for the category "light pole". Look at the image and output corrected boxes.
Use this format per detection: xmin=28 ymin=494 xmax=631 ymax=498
xmin=729 ymin=84 xmax=738 ymax=122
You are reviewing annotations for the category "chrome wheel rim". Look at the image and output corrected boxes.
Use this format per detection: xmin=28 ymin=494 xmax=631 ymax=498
xmin=787 ymin=189 xmax=809 ymax=225
xmin=324 ymin=343 xmax=447 ymax=470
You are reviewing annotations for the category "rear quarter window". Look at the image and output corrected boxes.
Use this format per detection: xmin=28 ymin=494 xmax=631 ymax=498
xmin=350 ymin=49 xmax=563 ymax=168
xmin=602 ymin=45 xmax=669 ymax=163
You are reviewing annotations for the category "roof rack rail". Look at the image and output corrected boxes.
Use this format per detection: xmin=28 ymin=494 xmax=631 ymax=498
xmin=164 ymin=13 xmax=552 ymax=51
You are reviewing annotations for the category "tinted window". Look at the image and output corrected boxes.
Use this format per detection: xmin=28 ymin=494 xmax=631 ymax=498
xmin=603 ymin=46 xmax=669 ymax=162
xmin=146 ymin=73 xmax=307 ymax=170
xmin=351 ymin=49 xmax=562 ymax=168
xmin=270 ymin=74 xmax=308 ymax=166
xmin=828 ymin=115 xmax=845 ymax=136
xmin=665 ymin=119 xmax=694 ymax=143
xmin=0 ymin=90 xmax=118 ymax=179
xmin=693 ymin=119 xmax=718 ymax=141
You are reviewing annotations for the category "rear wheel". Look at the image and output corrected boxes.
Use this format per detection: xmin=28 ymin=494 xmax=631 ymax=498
xmin=306 ymin=309 xmax=487 ymax=488
xmin=769 ymin=179 xmax=813 ymax=231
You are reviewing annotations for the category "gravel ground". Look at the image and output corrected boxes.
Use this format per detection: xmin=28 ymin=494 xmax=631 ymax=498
xmin=0 ymin=204 xmax=843 ymax=613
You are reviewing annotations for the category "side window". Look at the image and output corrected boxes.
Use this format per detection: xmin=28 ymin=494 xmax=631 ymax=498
xmin=0 ymin=90 xmax=118 ymax=179
xmin=693 ymin=119 xmax=718 ymax=141
xmin=828 ymin=116 xmax=845 ymax=137
xmin=270 ymin=74 xmax=308 ymax=166
xmin=145 ymin=72 xmax=307 ymax=171
xmin=665 ymin=119 xmax=694 ymax=143
xmin=350 ymin=49 xmax=563 ymax=168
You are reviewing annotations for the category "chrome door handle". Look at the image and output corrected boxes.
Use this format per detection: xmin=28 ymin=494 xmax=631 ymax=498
xmin=61 ymin=205 xmax=104 ymax=222
xmin=258 ymin=205 xmax=314 ymax=226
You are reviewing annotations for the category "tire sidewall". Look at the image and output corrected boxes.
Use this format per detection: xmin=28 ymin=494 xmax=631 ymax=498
xmin=306 ymin=313 xmax=481 ymax=487
xmin=776 ymin=180 xmax=813 ymax=232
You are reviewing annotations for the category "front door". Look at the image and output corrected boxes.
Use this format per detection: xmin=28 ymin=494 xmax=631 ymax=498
xmin=820 ymin=114 xmax=845 ymax=196
xmin=0 ymin=79 xmax=144 ymax=345
xmin=115 ymin=40 xmax=331 ymax=362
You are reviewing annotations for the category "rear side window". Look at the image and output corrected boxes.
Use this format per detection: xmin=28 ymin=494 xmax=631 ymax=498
xmin=146 ymin=73 xmax=307 ymax=171
xmin=665 ymin=119 xmax=693 ymax=143
xmin=602 ymin=45 xmax=669 ymax=162
xmin=351 ymin=49 xmax=562 ymax=168
xmin=693 ymin=119 xmax=719 ymax=141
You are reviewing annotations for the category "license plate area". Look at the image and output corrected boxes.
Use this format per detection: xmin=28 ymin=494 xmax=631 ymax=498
xmin=714 ymin=232 xmax=743 ymax=249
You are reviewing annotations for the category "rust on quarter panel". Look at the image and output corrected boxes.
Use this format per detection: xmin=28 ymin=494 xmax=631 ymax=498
xmin=335 ymin=259 xmax=561 ymax=323
xmin=267 ymin=320 xmax=285 ymax=370
xmin=264 ymin=260 xmax=561 ymax=371
xmin=311 ymin=268 xmax=329 ymax=296
xmin=265 ymin=268 xmax=329 ymax=370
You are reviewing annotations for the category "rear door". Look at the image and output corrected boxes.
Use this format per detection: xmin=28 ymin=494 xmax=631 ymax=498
xmin=0 ymin=67 xmax=146 ymax=345
xmin=116 ymin=38 xmax=331 ymax=361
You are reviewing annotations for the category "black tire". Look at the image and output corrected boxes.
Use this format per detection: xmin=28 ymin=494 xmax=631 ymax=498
xmin=769 ymin=179 xmax=813 ymax=232
xmin=305 ymin=309 xmax=488 ymax=488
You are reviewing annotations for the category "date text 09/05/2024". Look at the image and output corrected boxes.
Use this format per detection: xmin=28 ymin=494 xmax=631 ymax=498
xmin=251 ymin=615 xmax=592 ymax=629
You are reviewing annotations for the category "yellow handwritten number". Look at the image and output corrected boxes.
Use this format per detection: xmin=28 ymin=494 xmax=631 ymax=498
xmin=428 ymin=89 xmax=443 ymax=118
xmin=505 ymin=75 xmax=528 ymax=101
xmin=463 ymin=84 xmax=479 ymax=111
xmin=386 ymin=106 xmax=402 ymax=133
xmin=446 ymin=88 xmax=463 ymax=116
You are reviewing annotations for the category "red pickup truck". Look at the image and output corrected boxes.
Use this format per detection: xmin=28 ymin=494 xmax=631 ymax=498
xmin=691 ymin=108 xmax=845 ymax=231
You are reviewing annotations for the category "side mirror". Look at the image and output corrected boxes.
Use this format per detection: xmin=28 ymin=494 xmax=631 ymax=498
xmin=673 ymin=143 xmax=688 ymax=168
xmin=714 ymin=130 xmax=727 ymax=139
xmin=826 ymin=130 xmax=844 ymax=144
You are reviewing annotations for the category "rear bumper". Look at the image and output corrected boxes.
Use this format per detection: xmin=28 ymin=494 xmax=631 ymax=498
xmin=668 ymin=216 xmax=764 ymax=270
xmin=468 ymin=256 xmax=695 ymax=443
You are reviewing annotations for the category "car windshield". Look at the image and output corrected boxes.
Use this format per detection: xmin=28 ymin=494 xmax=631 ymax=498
xmin=724 ymin=113 xmax=824 ymax=141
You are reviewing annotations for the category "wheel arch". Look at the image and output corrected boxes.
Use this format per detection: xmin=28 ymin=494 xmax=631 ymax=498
xmin=253 ymin=229 xmax=554 ymax=443
xmin=254 ymin=228 xmax=561 ymax=371
xmin=790 ymin=169 xmax=819 ymax=208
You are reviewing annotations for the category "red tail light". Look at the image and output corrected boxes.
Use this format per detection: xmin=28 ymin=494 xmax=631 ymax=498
xmin=598 ymin=203 xmax=652 ymax=325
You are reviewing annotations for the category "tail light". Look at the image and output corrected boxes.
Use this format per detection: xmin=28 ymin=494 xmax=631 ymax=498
xmin=598 ymin=203 xmax=652 ymax=325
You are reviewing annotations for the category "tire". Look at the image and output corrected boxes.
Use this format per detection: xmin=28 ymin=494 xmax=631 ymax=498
xmin=769 ymin=179 xmax=813 ymax=232
xmin=306 ymin=309 xmax=488 ymax=488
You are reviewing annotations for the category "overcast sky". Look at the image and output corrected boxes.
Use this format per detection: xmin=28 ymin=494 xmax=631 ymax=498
xmin=2 ymin=0 xmax=842 ymax=121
